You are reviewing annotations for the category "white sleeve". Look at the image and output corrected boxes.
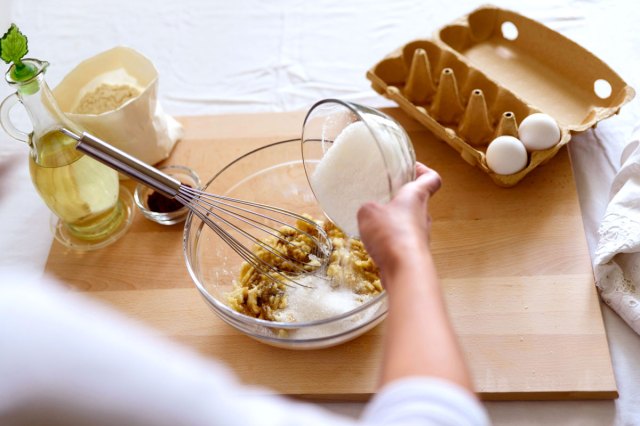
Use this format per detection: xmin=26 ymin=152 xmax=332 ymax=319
xmin=0 ymin=270 xmax=488 ymax=426
xmin=362 ymin=378 xmax=490 ymax=426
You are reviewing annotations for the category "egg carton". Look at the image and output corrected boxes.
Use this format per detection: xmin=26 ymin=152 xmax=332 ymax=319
xmin=366 ymin=5 xmax=635 ymax=186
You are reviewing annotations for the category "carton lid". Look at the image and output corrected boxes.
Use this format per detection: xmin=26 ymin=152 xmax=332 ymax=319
xmin=436 ymin=6 xmax=634 ymax=131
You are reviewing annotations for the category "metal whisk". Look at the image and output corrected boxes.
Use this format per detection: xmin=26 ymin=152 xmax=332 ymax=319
xmin=60 ymin=128 xmax=331 ymax=288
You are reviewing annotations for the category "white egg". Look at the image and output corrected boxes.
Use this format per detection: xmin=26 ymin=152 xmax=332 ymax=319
xmin=486 ymin=136 xmax=528 ymax=175
xmin=518 ymin=113 xmax=561 ymax=151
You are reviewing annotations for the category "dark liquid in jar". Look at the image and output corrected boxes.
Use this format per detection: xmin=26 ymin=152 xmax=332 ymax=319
xmin=147 ymin=185 xmax=191 ymax=213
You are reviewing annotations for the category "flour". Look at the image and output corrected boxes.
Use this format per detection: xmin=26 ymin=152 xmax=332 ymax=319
xmin=310 ymin=121 xmax=390 ymax=236
xmin=74 ymin=83 xmax=141 ymax=115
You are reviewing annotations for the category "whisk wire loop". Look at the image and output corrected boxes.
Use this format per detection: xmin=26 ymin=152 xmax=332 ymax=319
xmin=178 ymin=193 xmax=319 ymax=289
xmin=178 ymin=190 xmax=325 ymax=278
xmin=180 ymin=185 xmax=324 ymax=264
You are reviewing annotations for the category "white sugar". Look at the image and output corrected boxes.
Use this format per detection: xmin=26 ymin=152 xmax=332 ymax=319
xmin=310 ymin=121 xmax=389 ymax=236
xmin=274 ymin=275 xmax=367 ymax=322
xmin=273 ymin=275 xmax=376 ymax=338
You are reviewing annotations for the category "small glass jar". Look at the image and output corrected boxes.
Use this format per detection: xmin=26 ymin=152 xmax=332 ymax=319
xmin=301 ymin=99 xmax=416 ymax=237
xmin=134 ymin=165 xmax=201 ymax=225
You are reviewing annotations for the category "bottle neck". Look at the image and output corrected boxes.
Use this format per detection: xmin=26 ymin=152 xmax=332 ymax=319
xmin=8 ymin=62 xmax=82 ymax=166
xmin=16 ymin=73 xmax=76 ymax=139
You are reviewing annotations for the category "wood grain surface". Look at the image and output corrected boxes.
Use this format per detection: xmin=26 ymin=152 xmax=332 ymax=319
xmin=44 ymin=109 xmax=617 ymax=401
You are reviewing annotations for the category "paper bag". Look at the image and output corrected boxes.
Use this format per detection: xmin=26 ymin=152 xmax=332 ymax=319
xmin=53 ymin=46 xmax=182 ymax=165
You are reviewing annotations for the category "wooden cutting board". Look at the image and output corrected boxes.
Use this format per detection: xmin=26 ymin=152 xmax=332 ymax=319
xmin=45 ymin=109 xmax=616 ymax=401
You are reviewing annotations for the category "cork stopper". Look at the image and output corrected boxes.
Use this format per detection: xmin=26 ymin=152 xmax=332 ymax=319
xmin=494 ymin=111 xmax=519 ymax=138
xmin=430 ymin=68 xmax=464 ymax=124
xmin=458 ymin=89 xmax=493 ymax=146
xmin=403 ymin=48 xmax=436 ymax=105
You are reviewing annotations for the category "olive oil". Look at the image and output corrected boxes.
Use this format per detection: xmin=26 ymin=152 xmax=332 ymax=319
xmin=2 ymin=56 xmax=131 ymax=249
xmin=29 ymin=130 xmax=124 ymax=240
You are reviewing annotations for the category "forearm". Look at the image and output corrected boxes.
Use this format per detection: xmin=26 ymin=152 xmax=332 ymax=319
xmin=379 ymin=250 xmax=474 ymax=392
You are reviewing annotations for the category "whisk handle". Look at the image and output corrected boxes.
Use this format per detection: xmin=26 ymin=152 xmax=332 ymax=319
xmin=62 ymin=129 xmax=181 ymax=197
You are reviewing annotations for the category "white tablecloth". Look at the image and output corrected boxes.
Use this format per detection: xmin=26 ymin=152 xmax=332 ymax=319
xmin=1 ymin=1 xmax=639 ymax=424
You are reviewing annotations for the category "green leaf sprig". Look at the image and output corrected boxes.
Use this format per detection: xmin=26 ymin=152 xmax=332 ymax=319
xmin=0 ymin=23 xmax=36 ymax=81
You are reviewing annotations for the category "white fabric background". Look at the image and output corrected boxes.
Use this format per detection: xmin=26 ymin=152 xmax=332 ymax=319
xmin=0 ymin=0 xmax=639 ymax=424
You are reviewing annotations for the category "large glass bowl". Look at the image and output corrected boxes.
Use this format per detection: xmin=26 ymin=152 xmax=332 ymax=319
xmin=183 ymin=139 xmax=388 ymax=349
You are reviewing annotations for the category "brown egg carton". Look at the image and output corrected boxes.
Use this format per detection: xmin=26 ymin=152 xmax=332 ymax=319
xmin=366 ymin=5 xmax=635 ymax=186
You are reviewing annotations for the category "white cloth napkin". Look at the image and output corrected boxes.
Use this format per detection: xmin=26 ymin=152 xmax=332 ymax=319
xmin=594 ymin=128 xmax=640 ymax=334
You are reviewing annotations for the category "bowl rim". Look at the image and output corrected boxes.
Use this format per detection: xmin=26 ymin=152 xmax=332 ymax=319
xmin=183 ymin=138 xmax=388 ymax=331
xmin=210 ymin=293 xmax=387 ymax=344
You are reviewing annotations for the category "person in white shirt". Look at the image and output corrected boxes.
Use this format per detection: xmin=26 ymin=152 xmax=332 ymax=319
xmin=0 ymin=163 xmax=489 ymax=425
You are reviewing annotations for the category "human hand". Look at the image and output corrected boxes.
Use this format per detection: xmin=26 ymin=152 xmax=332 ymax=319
xmin=357 ymin=162 xmax=441 ymax=274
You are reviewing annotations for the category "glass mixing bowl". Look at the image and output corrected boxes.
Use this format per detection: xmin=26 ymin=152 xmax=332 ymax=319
xmin=183 ymin=139 xmax=388 ymax=349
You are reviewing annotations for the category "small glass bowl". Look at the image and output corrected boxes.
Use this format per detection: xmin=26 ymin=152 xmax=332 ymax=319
xmin=301 ymin=99 xmax=416 ymax=237
xmin=134 ymin=165 xmax=201 ymax=225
